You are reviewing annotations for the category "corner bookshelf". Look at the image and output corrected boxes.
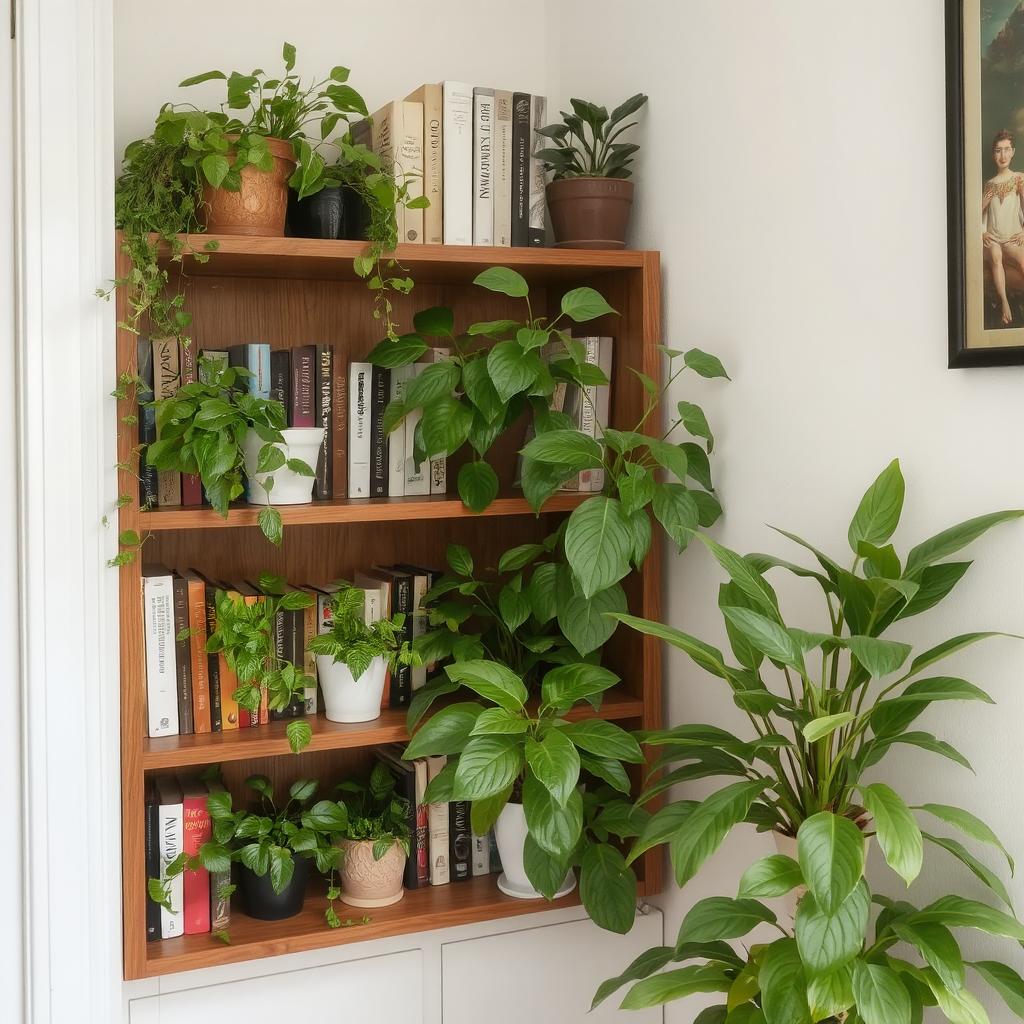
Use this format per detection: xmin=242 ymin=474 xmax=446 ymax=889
xmin=117 ymin=234 xmax=664 ymax=979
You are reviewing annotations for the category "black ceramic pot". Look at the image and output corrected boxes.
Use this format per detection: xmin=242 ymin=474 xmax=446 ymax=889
xmin=286 ymin=187 xmax=346 ymax=240
xmin=239 ymin=854 xmax=309 ymax=921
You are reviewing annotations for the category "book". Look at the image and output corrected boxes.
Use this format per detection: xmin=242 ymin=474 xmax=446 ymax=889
xmin=472 ymin=830 xmax=490 ymax=876
xmin=142 ymin=565 xmax=179 ymax=737
xmin=136 ymin=338 xmax=158 ymax=507
xmin=374 ymin=746 xmax=420 ymax=890
xmin=577 ymin=337 xmax=601 ymax=492
xmin=154 ymin=775 xmax=184 ymax=938
xmin=200 ymin=350 xmax=229 ymax=382
xmin=348 ymin=362 xmax=372 ymax=497
xmin=151 ymin=339 xmax=181 ymax=505
xmin=528 ymin=95 xmax=548 ymax=246
xmin=331 ymin=344 xmax=348 ymax=501
xmin=374 ymin=567 xmax=413 ymax=708
xmin=171 ymin=575 xmax=194 ymax=736
xmin=510 ymin=93 xmax=531 ymax=248
xmin=387 ymin=363 xmax=416 ymax=498
xmin=591 ymin=337 xmax=614 ymax=494
xmin=426 ymin=755 xmax=450 ymax=885
xmin=182 ymin=571 xmax=211 ymax=734
xmin=442 ymin=81 xmax=474 ymax=245
xmin=492 ymin=90 xmax=513 ymax=247
xmin=472 ymin=87 xmax=494 ymax=246
xmin=178 ymin=344 xmax=202 ymax=506
xmin=403 ymin=363 xmax=430 ymax=496
xmin=394 ymin=565 xmax=430 ymax=691
xmin=290 ymin=344 xmax=316 ymax=427
xmin=449 ymin=800 xmax=472 ymax=881
xmin=405 ymin=83 xmax=443 ymax=244
xmin=198 ymin=574 xmax=235 ymax=731
xmin=413 ymin=758 xmax=429 ymax=887
xmin=427 ymin=348 xmax=450 ymax=495
xmin=314 ymin=345 xmax=333 ymax=498
xmin=229 ymin=343 xmax=271 ymax=399
xmin=370 ymin=101 xmax=405 ymax=243
xmin=370 ymin=365 xmax=390 ymax=497
xmin=400 ymin=100 xmax=425 ymax=244
xmin=270 ymin=349 xmax=289 ymax=408
xmin=301 ymin=595 xmax=318 ymax=714
xmin=353 ymin=570 xmax=392 ymax=708
xmin=205 ymin=780 xmax=232 ymax=932
xmin=270 ymin=604 xmax=304 ymax=720
xmin=179 ymin=776 xmax=212 ymax=935
xmin=144 ymin=780 xmax=160 ymax=942
xmin=234 ymin=582 xmax=266 ymax=727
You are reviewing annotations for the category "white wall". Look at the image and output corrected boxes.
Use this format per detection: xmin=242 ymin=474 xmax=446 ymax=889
xmin=550 ymin=0 xmax=1024 ymax=1020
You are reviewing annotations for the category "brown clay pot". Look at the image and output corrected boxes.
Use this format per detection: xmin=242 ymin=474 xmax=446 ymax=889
xmin=546 ymin=177 xmax=635 ymax=249
xmin=338 ymin=838 xmax=406 ymax=908
xmin=202 ymin=135 xmax=296 ymax=237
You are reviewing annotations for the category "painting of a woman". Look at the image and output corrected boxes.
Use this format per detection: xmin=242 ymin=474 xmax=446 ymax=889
xmin=982 ymin=129 xmax=1024 ymax=325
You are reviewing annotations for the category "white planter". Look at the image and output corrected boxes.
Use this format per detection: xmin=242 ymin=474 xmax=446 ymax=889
xmin=242 ymin=427 xmax=324 ymax=505
xmin=493 ymin=802 xmax=575 ymax=900
xmin=316 ymin=654 xmax=387 ymax=723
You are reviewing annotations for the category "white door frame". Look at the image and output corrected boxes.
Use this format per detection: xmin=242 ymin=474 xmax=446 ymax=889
xmin=13 ymin=0 xmax=122 ymax=1021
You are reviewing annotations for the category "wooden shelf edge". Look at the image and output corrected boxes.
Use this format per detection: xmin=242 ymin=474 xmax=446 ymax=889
xmin=141 ymin=687 xmax=646 ymax=770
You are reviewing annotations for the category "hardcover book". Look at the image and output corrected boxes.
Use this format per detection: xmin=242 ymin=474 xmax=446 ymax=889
xmin=178 ymin=343 xmax=202 ymax=506
xmin=387 ymin=364 xmax=416 ymax=498
xmin=492 ymin=90 xmax=514 ymax=247
xmin=144 ymin=780 xmax=160 ymax=942
xmin=179 ymin=776 xmax=212 ymax=935
xmin=314 ymin=345 xmax=333 ymax=498
xmin=426 ymin=755 xmax=450 ymax=885
xmin=171 ymin=575 xmax=194 ymax=735
xmin=142 ymin=565 xmax=179 ymax=737
xmin=348 ymin=362 xmax=373 ymax=498
xmin=400 ymin=100 xmax=425 ymax=243
xmin=151 ymin=339 xmax=182 ymax=506
xmin=154 ymin=776 xmax=184 ymax=939
xmin=472 ymin=87 xmax=494 ymax=246
xmin=528 ymin=95 xmax=548 ymax=246
xmin=510 ymin=93 xmax=531 ymax=247
xmin=290 ymin=345 xmax=316 ymax=427
xmin=406 ymin=83 xmax=443 ymax=243
xmin=370 ymin=101 xmax=405 ymax=243
xmin=374 ymin=746 xmax=420 ymax=890
xmin=182 ymin=570 xmax=211 ymax=734
xmin=205 ymin=780 xmax=232 ymax=932
xmin=270 ymin=349 xmax=289 ymax=408
xmin=449 ymin=800 xmax=472 ymax=881
xmin=369 ymin=365 xmax=390 ymax=497
xmin=332 ymin=345 xmax=348 ymax=501
xmin=442 ymin=81 xmax=474 ymax=245
xmin=136 ymin=338 xmax=158 ymax=507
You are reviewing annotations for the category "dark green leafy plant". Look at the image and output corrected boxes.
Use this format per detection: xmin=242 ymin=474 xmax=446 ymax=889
xmin=536 ymin=94 xmax=648 ymax=179
xmin=307 ymin=581 xmax=419 ymax=679
xmin=336 ymin=762 xmax=412 ymax=862
xmin=206 ymin=573 xmax=316 ymax=752
xmin=595 ymin=461 xmax=1024 ymax=1020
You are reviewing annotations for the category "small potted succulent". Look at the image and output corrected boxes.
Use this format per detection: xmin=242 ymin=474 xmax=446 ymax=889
xmin=536 ymin=94 xmax=648 ymax=248
xmin=307 ymin=583 xmax=420 ymax=723
xmin=335 ymin=763 xmax=412 ymax=908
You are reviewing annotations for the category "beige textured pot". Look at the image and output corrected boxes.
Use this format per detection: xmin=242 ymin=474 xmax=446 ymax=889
xmin=339 ymin=838 xmax=406 ymax=908
xmin=203 ymin=135 xmax=296 ymax=237
xmin=546 ymin=177 xmax=634 ymax=249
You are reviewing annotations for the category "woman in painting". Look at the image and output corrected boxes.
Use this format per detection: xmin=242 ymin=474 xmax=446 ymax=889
xmin=983 ymin=129 xmax=1024 ymax=325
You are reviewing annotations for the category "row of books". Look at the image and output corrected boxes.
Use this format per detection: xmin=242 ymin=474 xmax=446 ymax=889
xmin=357 ymin=83 xmax=547 ymax=248
xmin=138 ymin=338 xmax=341 ymax=507
xmin=141 ymin=564 xmax=439 ymax=739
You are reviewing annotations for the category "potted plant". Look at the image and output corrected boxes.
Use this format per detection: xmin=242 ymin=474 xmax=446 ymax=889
xmin=307 ymin=582 xmax=419 ymax=724
xmin=334 ymin=762 xmax=413 ymax=908
xmin=595 ymin=461 xmax=1024 ymax=1020
xmin=535 ymin=95 xmax=648 ymax=248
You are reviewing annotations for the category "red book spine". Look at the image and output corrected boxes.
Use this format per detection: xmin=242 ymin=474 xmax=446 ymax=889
xmin=182 ymin=790 xmax=211 ymax=934
xmin=179 ymin=345 xmax=203 ymax=506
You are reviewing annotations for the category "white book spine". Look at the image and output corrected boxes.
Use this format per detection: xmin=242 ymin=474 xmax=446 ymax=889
xmin=578 ymin=337 xmax=601 ymax=492
xmin=473 ymin=88 xmax=494 ymax=246
xmin=371 ymin=101 xmax=404 ymax=244
xmin=362 ymin=587 xmax=382 ymax=625
xmin=403 ymin=362 xmax=431 ymax=496
xmin=528 ymin=95 xmax=548 ymax=244
xmin=428 ymin=348 xmax=450 ymax=494
xmin=400 ymin=100 xmax=424 ymax=244
xmin=407 ymin=84 xmax=444 ymax=244
xmin=492 ymin=90 xmax=513 ymax=247
xmin=388 ymin=365 xmax=416 ymax=497
xmin=408 ymin=572 xmax=428 ymax=691
xmin=471 ymin=831 xmax=490 ymax=876
xmin=591 ymin=337 xmax=614 ymax=494
xmin=426 ymin=755 xmax=450 ymax=885
xmin=158 ymin=796 xmax=184 ymax=938
xmin=348 ymin=363 xmax=373 ymax=497
xmin=442 ymin=82 xmax=474 ymax=245
xmin=143 ymin=573 xmax=179 ymax=737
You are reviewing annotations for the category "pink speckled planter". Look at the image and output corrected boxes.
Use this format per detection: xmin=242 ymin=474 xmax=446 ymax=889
xmin=339 ymin=838 xmax=406 ymax=908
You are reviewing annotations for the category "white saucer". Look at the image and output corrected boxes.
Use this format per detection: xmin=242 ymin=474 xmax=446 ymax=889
xmin=496 ymin=871 xmax=576 ymax=900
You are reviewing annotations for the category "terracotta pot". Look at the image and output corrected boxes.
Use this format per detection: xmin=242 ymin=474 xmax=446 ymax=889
xmin=339 ymin=838 xmax=407 ymax=907
xmin=203 ymin=135 xmax=296 ymax=237
xmin=546 ymin=177 xmax=635 ymax=249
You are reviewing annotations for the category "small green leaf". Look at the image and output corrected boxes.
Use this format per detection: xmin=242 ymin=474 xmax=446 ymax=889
xmin=474 ymin=266 xmax=529 ymax=297
xmin=457 ymin=460 xmax=499 ymax=513
xmin=560 ymin=286 xmax=616 ymax=322
xmin=684 ymin=348 xmax=730 ymax=379
xmin=848 ymin=459 xmax=905 ymax=552
xmin=257 ymin=506 xmax=283 ymax=546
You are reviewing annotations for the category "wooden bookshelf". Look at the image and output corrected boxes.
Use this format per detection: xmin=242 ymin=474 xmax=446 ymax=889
xmin=117 ymin=233 xmax=663 ymax=979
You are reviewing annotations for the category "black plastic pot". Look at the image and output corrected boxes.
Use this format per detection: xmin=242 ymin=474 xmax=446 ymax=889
xmin=342 ymin=184 xmax=371 ymax=241
xmin=239 ymin=854 xmax=309 ymax=921
xmin=287 ymin=187 xmax=346 ymax=240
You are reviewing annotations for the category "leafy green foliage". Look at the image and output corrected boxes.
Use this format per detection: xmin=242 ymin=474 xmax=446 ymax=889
xmin=335 ymin=762 xmax=411 ymax=857
xmin=535 ymin=94 xmax=648 ymax=179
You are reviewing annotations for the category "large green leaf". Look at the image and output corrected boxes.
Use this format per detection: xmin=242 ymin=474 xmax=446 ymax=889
xmin=461 ymin=356 xmax=504 ymax=422
xmin=925 ymin=971 xmax=991 ymax=1024
xmin=521 ymin=428 xmax=604 ymax=467
xmin=895 ymin=562 xmax=972 ymax=621
xmin=651 ymin=483 xmax=699 ymax=551
xmin=848 ymin=635 xmax=912 ymax=678
xmin=456 ymin=460 xmax=499 ymax=513
xmin=607 ymin=612 xmax=730 ymax=678
xmin=591 ymin=946 xmax=677 ymax=1010
xmin=807 ymin=966 xmax=855 ymax=1021
xmin=870 ymin=678 xmax=994 ymax=737
xmin=797 ymin=812 xmax=866 ymax=915
xmin=522 ymin=833 xmax=570 ymax=899
xmin=524 ymin=730 xmax=579 ymax=807
xmin=580 ymin=843 xmax=636 ymax=933
xmin=802 ymin=712 xmax=855 ymax=744
xmin=912 ymin=896 xmax=1024 ymax=940
xmin=970 ymin=961 xmax=1024 ymax=1016
xmin=452 ymin=735 xmax=524 ymax=800
xmin=852 ymin=961 xmax=912 ymax=1024
xmin=795 ymin=882 xmax=869 ymax=977
xmin=522 ymin=773 xmax=582 ymax=860
xmin=905 ymin=510 xmax=1024 ymax=575
xmin=556 ymin=578 xmax=626 ymax=656
xmin=860 ymin=732 xmax=973 ymax=773
xmin=564 ymin=496 xmax=633 ymax=598
xmin=540 ymin=662 xmax=620 ymax=711
xmin=699 ymin=536 xmax=781 ymax=621
xmin=560 ymin=286 xmax=616 ymax=323
xmin=445 ymin=660 xmax=528 ymax=711
xmin=474 ymin=266 xmax=528 ymax=297
xmin=907 ymin=632 xmax=1019 ymax=677
xmin=892 ymin=920 xmax=964 ymax=994
xmin=916 ymin=804 xmax=1014 ymax=874
xmin=861 ymin=783 xmax=923 ymax=885
xmin=487 ymin=341 xmax=541 ymax=402
xmin=403 ymin=702 xmax=484 ymax=759
xmin=676 ymin=896 xmax=775 ymax=943
xmin=560 ymin=718 xmax=642 ymax=762
xmin=619 ymin=965 xmax=731 ymax=1010
xmin=366 ymin=332 xmax=428 ymax=367
xmin=628 ymin=800 xmax=697 ymax=863
xmin=738 ymin=855 xmax=804 ymax=899
xmin=720 ymin=606 xmax=805 ymax=673
xmin=759 ymin=939 xmax=812 ymax=1024
xmin=848 ymin=459 xmax=905 ymax=553
xmin=923 ymin=833 xmax=1013 ymax=909
xmin=419 ymin=396 xmax=473 ymax=458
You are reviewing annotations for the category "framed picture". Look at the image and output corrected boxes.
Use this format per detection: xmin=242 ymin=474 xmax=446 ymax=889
xmin=947 ymin=0 xmax=1024 ymax=365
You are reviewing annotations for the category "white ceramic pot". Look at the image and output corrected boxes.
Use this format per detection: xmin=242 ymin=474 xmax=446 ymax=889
xmin=316 ymin=654 xmax=387 ymax=723
xmin=493 ymin=802 xmax=575 ymax=900
xmin=242 ymin=427 xmax=324 ymax=505
xmin=339 ymin=838 xmax=406 ymax=908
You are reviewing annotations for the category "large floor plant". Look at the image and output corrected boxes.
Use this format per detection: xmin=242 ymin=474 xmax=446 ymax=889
xmin=597 ymin=461 xmax=1024 ymax=1022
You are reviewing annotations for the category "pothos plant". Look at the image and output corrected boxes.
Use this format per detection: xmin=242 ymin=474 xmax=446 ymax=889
xmin=335 ymin=762 xmax=413 ymax=861
xmin=593 ymin=461 xmax=1024 ymax=1021
xmin=536 ymin=94 xmax=648 ymax=179
xmin=403 ymin=657 xmax=646 ymax=933
xmin=206 ymin=573 xmax=316 ymax=752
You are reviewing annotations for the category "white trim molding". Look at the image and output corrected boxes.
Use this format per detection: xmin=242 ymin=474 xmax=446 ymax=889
xmin=14 ymin=0 xmax=121 ymax=1020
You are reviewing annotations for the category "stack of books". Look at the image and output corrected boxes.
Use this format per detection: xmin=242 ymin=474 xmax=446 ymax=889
xmin=354 ymin=83 xmax=547 ymax=248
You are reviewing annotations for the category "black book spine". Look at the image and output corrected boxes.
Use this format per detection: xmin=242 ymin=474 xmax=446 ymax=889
xmin=370 ymin=366 xmax=390 ymax=497
xmin=389 ymin=573 xmax=412 ymax=708
xmin=204 ymin=582 xmax=222 ymax=732
xmin=171 ymin=575 xmax=194 ymax=735
xmin=510 ymin=92 xmax=531 ymax=248
xmin=315 ymin=345 xmax=333 ymax=499
xmin=270 ymin=349 xmax=289 ymax=409
xmin=144 ymin=782 xmax=160 ymax=941
xmin=270 ymin=609 xmax=304 ymax=719
xmin=136 ymin=338 xmax=158 ymax=507
xmin=290 ymin=345 xmax=316 ymax=427
xmin=269 ymin=608 xmax=288 ymax=721
xmin=449 ymin=800 xmax=472 ymax=882
xmin=381 ymin=754 xmax=419 ymax=891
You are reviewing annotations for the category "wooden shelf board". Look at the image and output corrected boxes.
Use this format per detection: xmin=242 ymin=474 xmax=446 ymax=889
xmin=142 ymin=686 xmax=645 ymax=770
xmin=138 ymin=493 xmax=584 ymax=531
xmin=156 ymin=234 xmax=650 ymax=284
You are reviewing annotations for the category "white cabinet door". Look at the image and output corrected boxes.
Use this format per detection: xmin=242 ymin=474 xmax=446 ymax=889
xmin=129 ymin=949 xmax=423 ymax=1024
xmin=441 ymin=910 xmax=663 ymax=1024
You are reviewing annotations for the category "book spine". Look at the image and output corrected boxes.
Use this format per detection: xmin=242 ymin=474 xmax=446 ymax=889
xmin=528 ymin=95 xmax=548 ymax=246
xmin=268 ymin=607 xmax=287 ymax=722
xmin=158 ymin=795 xmax=184 ymax=938
xmin=178 ymin=345 xmax=203 ymax=506
xmin=290 ymin=345 xmax=316 ymax=427
xmin=401 ymin=100 xmax=424 ymax=243
xmin=426 ymin=755 xmax=450 ymax=885
xmin=206 ymin=783 xmax=232 ymax=932
xmin=411 ymin=84 xmax=444 ymax=243
xmin=388 ymin=365 xmax=414 ymax=498
xmin=314 ymin=345 xmax=333 ymax=498
xmin=151 ymin=339 xmax=182 ymax=505
xmin=171 ymin=576 xmax=194 ymax=735
xmin=472 ymin=830 xmax=490 ymax=876
xmin=302 ymin=598 xmax=318 ymax=714
xmin=389 ymin=573 xmax=413 ymax=708
xmin=143 ymin=573 xmax=179 ymax=737
xmin=591 ymin=337 xmax=614 ymax=495
xmin=269 ymin=348 xmax=289 ymax=408
xmin=332 ymin=344 xmax=347 ymax=500
xmin=510 ymin=93 xmax=531 ymax=247
xmin=244 ymin=343 xmax=271 ymax=399
xmin=414 ymin=758 xmax=429 ymax=887
xmin=203 ymin=583 xmax=223 ymax=732
xmin=403 ymin=364 xmax=429 ymax=496
xmin=371 ymin=101 xmax=404 ymax=243
xmin=370 ymin=365 xmax=390 ymax=497
xmin=577 ymin=337 xmax=601 ymax=492
xmin=408 ymin=571 xmax=428 ymax=691
xmin=442 ymin=82 xmax=474 ymax=245
xmin=145 ymin=785 xmax=160 ymax=941
xmin=492 ymin=90 xmax=513 ymax=247
xmin=181 ymin=790 xmax=211 ymax=934
xmin=347 ymin=363 xmax=372 ymax=497
xmin=136 ymin=338 xmax=158 ymax=507
xmin=427 ymin=349 xmax=449 ymax=495
xmin=379 ymin=753 xmax=419 ymax=891
xmin=449 ymin=800 xmax=472 ymax=881
xmin=472 ymin=88 xmax=494 ymax=246
xmin=186 ymin=576 xmax=211 ymax=734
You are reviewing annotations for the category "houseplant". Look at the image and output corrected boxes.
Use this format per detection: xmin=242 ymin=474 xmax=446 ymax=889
xmin=536 ymin=94 xmax=648 ymax=248
xmin=335 ymin=762 xmax=413 ymax=908
xmin=307 ymin=582 xmax=419 ymax=723
xmin=595 ymin=460 xmax=1024 ymax=1019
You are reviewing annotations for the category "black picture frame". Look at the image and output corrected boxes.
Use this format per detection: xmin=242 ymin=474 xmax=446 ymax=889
xmin=947 ymin=0 xmax=1024 ymax=366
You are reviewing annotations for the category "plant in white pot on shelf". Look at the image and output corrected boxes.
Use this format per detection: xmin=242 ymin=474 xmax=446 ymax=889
xmin=308 ymin=582 xmax=419 ymax=724
xmin=593 ymin=461 xmax=1024 ymax=1021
